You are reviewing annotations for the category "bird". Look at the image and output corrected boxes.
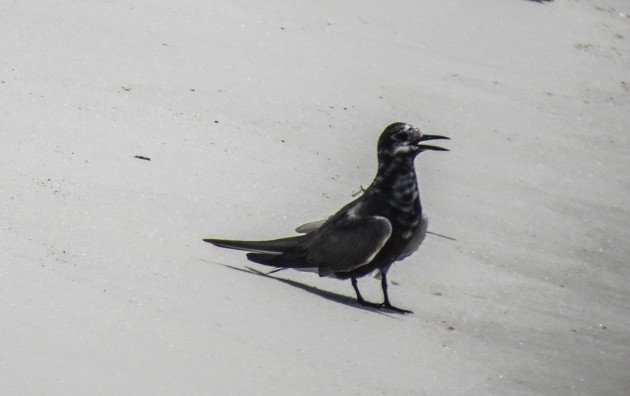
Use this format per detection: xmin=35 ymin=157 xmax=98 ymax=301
xmin=204 ymin=122 xmax=449 ymax=313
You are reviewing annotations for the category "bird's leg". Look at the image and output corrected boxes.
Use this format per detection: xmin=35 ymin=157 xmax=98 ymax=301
xmin=380 ymin=272 xmax=413 ymax=314
xmin=351 ymin=277 xmax=382 ymax=308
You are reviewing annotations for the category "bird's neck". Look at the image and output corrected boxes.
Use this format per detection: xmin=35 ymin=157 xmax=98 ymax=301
xmin=370 ymin=155 xmax=418 ymax=193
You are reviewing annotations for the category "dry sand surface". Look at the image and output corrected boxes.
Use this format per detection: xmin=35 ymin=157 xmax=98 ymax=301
xmin=1 ymin=0 xmax=629 ymax=394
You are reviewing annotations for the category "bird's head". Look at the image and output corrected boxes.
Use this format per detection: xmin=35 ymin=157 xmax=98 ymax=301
xmin=377 ymin=122 xmax=449 ymax=158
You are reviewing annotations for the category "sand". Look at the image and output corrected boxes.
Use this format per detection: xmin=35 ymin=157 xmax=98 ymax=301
xmin=1 ymin=0 xmax=629 ymax=394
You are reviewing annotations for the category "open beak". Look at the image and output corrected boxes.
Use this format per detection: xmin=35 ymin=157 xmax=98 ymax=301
xmin=416 ymin=134 xmax=450 ymax=151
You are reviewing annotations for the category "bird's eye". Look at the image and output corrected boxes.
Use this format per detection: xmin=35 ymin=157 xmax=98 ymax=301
xmin=394 ymin=132 xmax=409 ymax=141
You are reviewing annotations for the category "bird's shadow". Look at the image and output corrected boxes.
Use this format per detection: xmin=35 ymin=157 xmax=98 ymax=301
xmin=204 ymin=259 xmax=399 ymax=317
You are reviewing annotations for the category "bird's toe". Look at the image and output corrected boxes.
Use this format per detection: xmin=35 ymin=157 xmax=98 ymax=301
xmin=383 ymin=303 xmax=413 ymax=314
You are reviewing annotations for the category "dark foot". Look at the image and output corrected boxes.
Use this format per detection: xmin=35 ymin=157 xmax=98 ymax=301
xmin=379 ymin=273 xmax=413 ymax=313
xmin=357 ymin=298 xmax=384 ymax=309
xmin=383 ymin=303 xmax=413 ymax=314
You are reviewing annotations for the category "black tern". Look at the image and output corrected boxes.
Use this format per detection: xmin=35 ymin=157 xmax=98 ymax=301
xmin=204 ymin=122 xmax=449 ymax=313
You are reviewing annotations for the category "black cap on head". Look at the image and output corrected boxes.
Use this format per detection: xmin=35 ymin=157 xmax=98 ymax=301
xmin=378 ymin=122 xmax=449 ymax=157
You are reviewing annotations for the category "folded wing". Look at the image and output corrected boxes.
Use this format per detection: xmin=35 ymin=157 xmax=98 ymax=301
xmin=305 ymin=214 xmax=392 ymax=276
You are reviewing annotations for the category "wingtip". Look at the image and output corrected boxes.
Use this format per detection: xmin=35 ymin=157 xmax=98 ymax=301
xmin=203 ymin=238 xmax=217 ymax=244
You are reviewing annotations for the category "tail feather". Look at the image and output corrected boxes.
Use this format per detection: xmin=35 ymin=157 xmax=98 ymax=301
xmin=246 ymin=252 xmax=282 ymax=266
xmin=204 ymin=235 xmax=315 ymax=271
xmin=247 ymin=252 xmax=317 ymax=273
xmin=203 ymin=235 xmax=303 ymax=254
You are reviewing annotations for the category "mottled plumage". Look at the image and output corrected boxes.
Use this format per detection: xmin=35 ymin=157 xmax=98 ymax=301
xmin=204 ymin=122 xmax=448 ymax=313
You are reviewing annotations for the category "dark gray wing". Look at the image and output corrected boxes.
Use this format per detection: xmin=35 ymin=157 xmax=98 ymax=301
xmin=305 ymin=214 xmax=392 ymax=276
xmin=295 ymin=219 xmax=326 ymax=233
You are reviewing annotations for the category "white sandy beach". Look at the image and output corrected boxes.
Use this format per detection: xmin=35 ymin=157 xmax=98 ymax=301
xmin=1 ymin=0 xmax=629 ymax=394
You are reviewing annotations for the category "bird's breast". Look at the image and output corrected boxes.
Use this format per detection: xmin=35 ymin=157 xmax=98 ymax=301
xmin=371 ymin=168 xmax=422 ymax=239
xmin=396 ymin=213 xmax=429 ymax=260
